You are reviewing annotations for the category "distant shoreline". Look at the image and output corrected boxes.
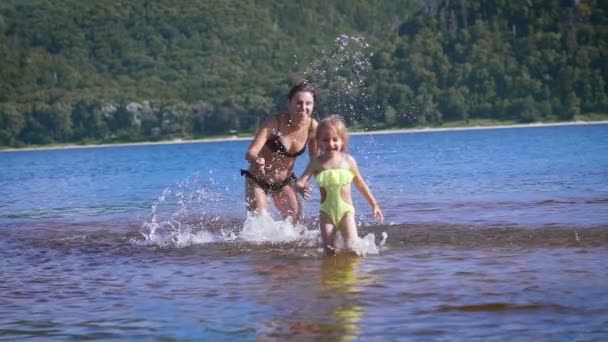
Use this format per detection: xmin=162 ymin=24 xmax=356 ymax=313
xmin=350 ymin=120 xmax=608 ymax=135
xmin=2 ymin=120 xmax=607 ymax=153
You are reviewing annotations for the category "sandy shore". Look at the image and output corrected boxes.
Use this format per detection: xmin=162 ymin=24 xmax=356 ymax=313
xmin=2 ymin=120 xmax=606 ymax=153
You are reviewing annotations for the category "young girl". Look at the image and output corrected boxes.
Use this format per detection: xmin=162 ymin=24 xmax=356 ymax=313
xmin=296 ymin=115 xmax=383 ymax=255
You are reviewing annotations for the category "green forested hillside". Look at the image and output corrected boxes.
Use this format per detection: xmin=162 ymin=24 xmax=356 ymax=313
xmin=0 ymin=0 xmax=606 ymax=147
xmin=371 ymin=0 xmax=608 ymax=126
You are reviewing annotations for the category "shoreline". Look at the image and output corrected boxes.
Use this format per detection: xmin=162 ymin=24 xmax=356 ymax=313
xmin=350 ymin=120 xmax=608 ymax=135
xmin=2 ymin=120 xmax=607 ymax=153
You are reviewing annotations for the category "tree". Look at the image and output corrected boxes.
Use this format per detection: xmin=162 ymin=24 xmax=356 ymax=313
xmin=0 ymin=103 xmax=25 ymax=146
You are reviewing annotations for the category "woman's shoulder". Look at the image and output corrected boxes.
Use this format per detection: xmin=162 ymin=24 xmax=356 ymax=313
xmin=260 ymin=113 xmax=282 ymax=129
xmin=308 ymin=117 xmax=319 ymax=137
xmin=310 ymin=117 xmax=319 ymax=129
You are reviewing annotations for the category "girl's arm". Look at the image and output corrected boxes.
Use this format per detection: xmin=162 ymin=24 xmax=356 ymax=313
xmin=349 ymin=155 xmax=384 ymax=222
xmin=295 ymin=159 xmax=318 ymax=200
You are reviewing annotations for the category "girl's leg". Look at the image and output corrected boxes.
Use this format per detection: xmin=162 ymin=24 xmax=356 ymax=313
xmin=338 ymin=212 xmax=358 ymax=255
xmin=272 ymin=184 xmax=301 ymax=222
xmin=245 ymin=178 xmax=268 ymax=215
xmin=319 ymin=212 xmax=337 ymax=256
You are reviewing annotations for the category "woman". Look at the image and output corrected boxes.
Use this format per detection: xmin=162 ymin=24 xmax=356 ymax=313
xmin=242 ymin=82 xmax=319 ymax=221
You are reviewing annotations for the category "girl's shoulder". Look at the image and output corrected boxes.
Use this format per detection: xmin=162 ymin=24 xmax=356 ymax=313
xmin=341 ymin=152 xmax=357 ymax=166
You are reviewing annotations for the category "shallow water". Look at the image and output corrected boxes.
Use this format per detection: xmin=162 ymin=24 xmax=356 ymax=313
xmin=1 ymin=124 xmax=608 ymax=340
xmin=1 ymin=220 xmax=607 ymax=340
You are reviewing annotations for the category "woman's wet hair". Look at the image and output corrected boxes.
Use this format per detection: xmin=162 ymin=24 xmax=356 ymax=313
xmin=288 ymin=81 xmax=318 ymax=105
xmin=317 ymin=114 xmax=349 ymax=152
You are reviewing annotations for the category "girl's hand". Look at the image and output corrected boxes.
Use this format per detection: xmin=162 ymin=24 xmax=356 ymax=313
xmin=373 ymin=204 xmax=384 ymax=223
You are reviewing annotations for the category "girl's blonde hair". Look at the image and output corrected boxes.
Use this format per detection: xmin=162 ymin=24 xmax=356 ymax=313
xmin=317 ymin=114 xmax=349 ymax=152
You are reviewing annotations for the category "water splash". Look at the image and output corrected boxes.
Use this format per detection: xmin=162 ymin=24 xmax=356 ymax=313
xmin=242 ymin=212 xmax=387 ymax=256
xmin=303 ymin=34 xmax=374 ymax=124
xmin=241 ymin=211 xmax=318 ymax=243
xmin=137 ymin=174 xmax=318 ymax=248
xmin=301 ymin=34 xmax=421 ymax=127
xmin=137 ymin=173 xmax=387 ymax=253
xmin=138 ymin=173 xmax=237 ymax=247
xmin=139 ymin=207 xmax=319 ymax=249
xmin=332 ymin=231 xmax=388 ymax=256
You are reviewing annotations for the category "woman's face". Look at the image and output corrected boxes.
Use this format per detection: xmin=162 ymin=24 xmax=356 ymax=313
xmin=287 ymin=91 xmax=315 ymax=122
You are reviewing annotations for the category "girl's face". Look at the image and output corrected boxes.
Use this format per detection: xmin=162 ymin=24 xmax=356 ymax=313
xmin=318 ymin=126 xmax=343 ymax=155
xmin=287 ymin=91 xmax=314 ymax=122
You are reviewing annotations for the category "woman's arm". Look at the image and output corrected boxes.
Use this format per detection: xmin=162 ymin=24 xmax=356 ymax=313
xmin=349 ymin=155 xmax=384 ymax=222
xmin=295 ymin=159 xmax=318 ymax=200
xmin=245 ymin=116 xmax=274 ymax=171
xmin=308 ymin=119 xmax=319 ymax=158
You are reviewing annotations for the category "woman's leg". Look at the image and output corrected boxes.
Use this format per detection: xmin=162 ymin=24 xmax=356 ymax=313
xmin=245 ymin=178 xmax=268 ymax=215
xmin=338 ymin=212 xmax=358 ymax=254
xmin=319 ymin=212 xmax=337 ymax=256
xmin=272 ymin=184 xmax=301 ymax=222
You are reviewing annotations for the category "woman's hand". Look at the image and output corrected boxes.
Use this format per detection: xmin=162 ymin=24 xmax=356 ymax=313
xmin=253 ymin=157 xmax=266 ymax=174
xmin=295 ymin=181 xmax=313 ymax=200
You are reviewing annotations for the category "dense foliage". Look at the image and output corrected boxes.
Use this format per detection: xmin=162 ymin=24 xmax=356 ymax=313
xmin=371 ymin=0 xmax=608 ymax=126
xmin=0 ymin=0 xmax=606 ymax=147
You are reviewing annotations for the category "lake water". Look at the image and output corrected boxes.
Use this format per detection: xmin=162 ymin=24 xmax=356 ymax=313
xmin=1 ymin=124 xmax=607 ymax=340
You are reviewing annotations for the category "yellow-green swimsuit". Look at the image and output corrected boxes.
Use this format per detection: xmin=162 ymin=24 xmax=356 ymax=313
xmin=316 ymin=169 xmax=355 ymax=226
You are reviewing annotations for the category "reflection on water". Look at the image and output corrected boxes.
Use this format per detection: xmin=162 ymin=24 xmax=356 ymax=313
xmin=319 ymin=255 xmax=363 ymax=341
xmin=254 ymin=255 xmax=365 ymax=341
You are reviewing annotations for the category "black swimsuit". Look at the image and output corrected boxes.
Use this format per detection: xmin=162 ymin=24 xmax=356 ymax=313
xmin=264 ymin=116 xmax=311 ymax=157
xmin=240 ymin=169 xmax=297 ymax=194
xmin=264 ymin=133 xmax=307 ymax=157
xmin=242 ymin=115 xmax=312 ymax=194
